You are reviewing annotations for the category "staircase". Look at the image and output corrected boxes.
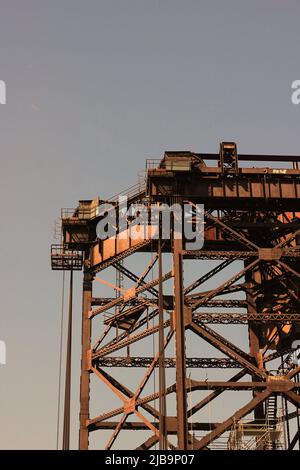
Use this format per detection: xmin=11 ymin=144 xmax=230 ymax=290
xmin=265 ymin=395 xmax=277 ymax=449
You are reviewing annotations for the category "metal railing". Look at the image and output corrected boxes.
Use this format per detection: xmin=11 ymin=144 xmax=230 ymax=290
xmin=60 ymin=177 xmax=146 ymax=224
xmin=146 ymin=159 xmax=161 ymax=170
xmin=51 ymin=244 xmax=83 ymax=271
xmin=106 ymin=179 xmax=146 ymax=204
xmin=53 ymin=218 xmax=62 ymax=240
xmin=61 ymin=207 xmax=93 ymax=219
xmin=227 ymin=412 xmax=284 ymax=450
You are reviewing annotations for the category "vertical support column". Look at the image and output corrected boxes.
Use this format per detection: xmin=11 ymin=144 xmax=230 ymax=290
xmin=245 ymin=267 xmax=264 ymax=421
xmin=79 ymin=263 xmax=92 ymax=450
xmin=62 ymin=269 xmax=73 ymax=450
xmin=173 ymin=237 xmax=188 ymax=449
xmin=158 ymin=239 xmax=167 ymax=450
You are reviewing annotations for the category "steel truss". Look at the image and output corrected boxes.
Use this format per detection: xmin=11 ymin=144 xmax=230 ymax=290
xmin=52 ymin=146 xmax=300 ymax=450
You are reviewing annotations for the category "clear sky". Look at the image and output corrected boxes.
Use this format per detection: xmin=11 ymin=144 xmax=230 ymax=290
xmin=0 ymin=0 xmax=299 ymax=449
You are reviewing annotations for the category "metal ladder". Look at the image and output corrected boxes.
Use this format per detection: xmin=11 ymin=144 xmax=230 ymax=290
xmin=265 ymin=395 xmax=277 ymax=449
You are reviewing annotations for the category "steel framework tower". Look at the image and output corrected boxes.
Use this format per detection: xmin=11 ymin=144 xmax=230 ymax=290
xmin=51 ymin=143 xmax=300 ymax=450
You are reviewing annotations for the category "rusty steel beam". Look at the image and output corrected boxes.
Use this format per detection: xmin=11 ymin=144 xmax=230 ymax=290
xmin=245 ymin=267 xmax=265 ymax=421
xmin=184 ymin=250 xmax=258 ymax=260
xmin=264 ymin=348 xmax=294 ymax=363
xmin=113 ymin=261 xmax=158 ymax=297
xmin=189 ymin=322 xmax=266 ymax=379
xmin=173 ymin=237 xmax=188 ymax=449
xmin=133 ymin=330 xmax=174 ymax=407
xmin=89 ymin=270 xmax=173 ymax=318
xmin=184 ymin=259 xmax=233 ymax=295
xmin=88 ymin=382 xmax=175 ymax=428
xmin=193 ymin=312 xmax=300 ymax=323
xmin=136 ymin=436 xmax=159 ymax=450
xmin=92 ymin=319 xmax=170 ymax=359
xmin=289 ymin=429 xmax=300 ymax=450
xmin=92 ymin=297 xmax=139 ymax=306
xmin=91 ymin=239 xmax=151 ymax=274
xmin=188 ymin=380 xmax=300 ymax=392
xmin=191 ymin=259 xmax=259 ymax=311
xmin=184 ymin=249 xmax=300 ymax=260
xmin=158 ymin=239 xmax=167 ymax=450
xmin=89 ymin=367 xmax=160 ymax=423
xmin=287 ymin=366 xmax=300 ymax=380
xmin=90 ymin=421 xmax=218 ymax=432
xmin=285 ymin=391 xmax=300 ymax=408
xmin=198 ymin=153 xmax=300 ymax=162
xmin=187 ymin=283 xmax=246 ymax=302
xmin=62 ymin=270 xmax=73 ymax=450
xmin=105 ymin=414 xmax=127 ymax=450
xmin=78 ymin=268 xmax=92 ymax=450
xmin=93 ymin=297 xmax=249 ymax=308
xmin=205 ymin=211 xmax=259 ymax=250
xmin=96 ymin=357 xmax=240 ymax=368
xmin=187 ymin=370 xmax=247 ymax=418
xmin=277 ymin=259 xmax=300 ymax=282
xmin=92 ymin=307 xmax=159 ymax=353
xmin=89 ymin=331 xmax=175 ymax=447
xmin=52 ymin=146 xmax=300 ymax=450
xmin=188 ymin=380 xmax=268 ymax=391
xmin=198 ymin=299 xmax=248 ymax=308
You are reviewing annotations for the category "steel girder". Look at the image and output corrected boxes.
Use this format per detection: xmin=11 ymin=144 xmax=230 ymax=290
xmin=50 ymin=151 xmax=300 ymax=450
xmin=75 ymin=207 xmax=300 ymax=450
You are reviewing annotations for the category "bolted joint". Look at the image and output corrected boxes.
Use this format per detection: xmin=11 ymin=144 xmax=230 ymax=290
xmin=258 ymin=248 xmax=282 ymax=260
xmin=266 ymin=375 xmax=294 ymax=392
xmin=124 ymin=286 xmax=136 ymax=301
xmin=124 ymin=397 xmax=136 ymax=415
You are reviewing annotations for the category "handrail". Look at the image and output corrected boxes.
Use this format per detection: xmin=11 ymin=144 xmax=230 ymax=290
xmin=146 ymin=159 xmax=161 ymax=170
xmin=60 ymin=177 xmax=146 ymax=222
xmin=106 ymin=180 xmax=145 ymax=203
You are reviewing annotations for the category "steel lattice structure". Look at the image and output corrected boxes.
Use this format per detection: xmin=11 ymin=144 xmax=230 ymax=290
xmin=51 ymin=142 xmax=300 ymax=450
